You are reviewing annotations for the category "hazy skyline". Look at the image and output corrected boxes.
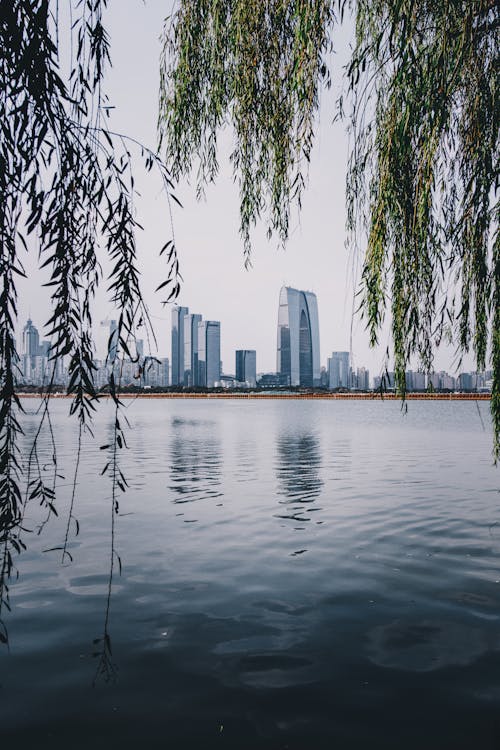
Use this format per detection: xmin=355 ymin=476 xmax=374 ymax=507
xmin=17 ymin=1 xmax=473 ymax=377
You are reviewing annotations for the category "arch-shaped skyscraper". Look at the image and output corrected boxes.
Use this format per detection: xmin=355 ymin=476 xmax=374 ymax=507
xmin=277 ymin=287 xmax=320 ymax=387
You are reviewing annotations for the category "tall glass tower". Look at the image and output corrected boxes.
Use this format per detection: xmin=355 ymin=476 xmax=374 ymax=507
xmin=171 ymin=305 xmax=189 ymax=385
xmin=183 ymin=313 xmax=202 ymax=386
xmin=198 ymin=320 xmax=220 ymax=387
xmin=277 ymin=287 xmax=320 ymax=387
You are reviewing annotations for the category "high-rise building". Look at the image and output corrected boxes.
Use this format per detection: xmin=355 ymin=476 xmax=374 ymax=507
xmin=235 ymin=350 xmax=256 ymax=386
xmin=198 ymin=320 xmax=220 ymax=387
xmin=23 ymin=318 xmax=40 ymax=360
xmin=327 ymin=352 xmax=350 ymax=389
xmin=183 ymin=313 xmax=202 ymax=386
xmin=276 ymin=286 xmax=320 ymax=387
xmin=355 ymin=366 xmax=370 ymax=391
xmin=171 ymin=305 xmax=188 ymax=385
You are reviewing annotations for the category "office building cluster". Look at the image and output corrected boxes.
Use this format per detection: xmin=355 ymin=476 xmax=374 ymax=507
xmin=94 ymin=321 xmax=170 ymax=389
xmin=373 ymin=370 xmax=493 ymax=393
xmin=17 ymin=285 xmax=493 ymax=393
xmin=171 ymin=307 xmax=223 ymax=388
xmin=18 ymin=319 xmax=169 ymax=389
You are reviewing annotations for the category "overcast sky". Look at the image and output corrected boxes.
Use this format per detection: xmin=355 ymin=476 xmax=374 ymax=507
xmin=18 ymin=1 xmax=473 ymax=377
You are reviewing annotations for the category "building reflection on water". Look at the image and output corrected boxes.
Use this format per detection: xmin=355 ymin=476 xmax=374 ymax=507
xmin=169 ymin=418 xmax=223 ymax=505
xmin=275 ymin=431 xmax=323 ymax=524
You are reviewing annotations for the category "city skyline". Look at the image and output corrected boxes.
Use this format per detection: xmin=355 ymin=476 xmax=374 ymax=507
xmin=17 ymin=300 xmax=492 ymax=394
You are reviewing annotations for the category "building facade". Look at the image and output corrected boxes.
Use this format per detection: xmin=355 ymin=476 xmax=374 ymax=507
xmin=276 ymin=286 xmax=320 ymax=387
xmin=183 ymin=313 xmax=202 ymax=386
xmin=198 ymin=320 xmax=221 ymax=387
xmin=171 ymin=305 xmax=189 ymax=385
xmin=235 ymin=349 xmax=257 ymax=387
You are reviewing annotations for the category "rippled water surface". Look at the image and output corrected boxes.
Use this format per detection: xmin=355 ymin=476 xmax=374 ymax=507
xmin=1 ymin=399 xmax=499 ymax=749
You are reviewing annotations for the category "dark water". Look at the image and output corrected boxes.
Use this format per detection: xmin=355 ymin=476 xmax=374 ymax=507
xmin=1 ymin=399 xmax=499 ymax=749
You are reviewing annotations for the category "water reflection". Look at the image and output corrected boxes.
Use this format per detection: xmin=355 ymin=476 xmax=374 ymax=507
xmin=234 ymin=438 xmax=258 ymax=484
xmin=169 ymin=418 xmax=223 ymax=511
xmin=275 ymin=431 xmax=323 ymax=525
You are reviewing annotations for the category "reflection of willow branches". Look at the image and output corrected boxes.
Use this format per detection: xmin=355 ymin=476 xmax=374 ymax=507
xmin=61 ymin=421 xmax=82 ymax=565
xmin=92 ymin=344 xmax=134 ymax=684
xmin=92 ymin=414 xmax=119 ymax=685
xmin=28 ymin=375 xmax=59 ymax=537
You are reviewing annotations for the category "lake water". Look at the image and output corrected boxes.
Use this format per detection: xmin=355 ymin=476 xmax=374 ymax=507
xmin=1 ymin=398 xmax=499 ymax=748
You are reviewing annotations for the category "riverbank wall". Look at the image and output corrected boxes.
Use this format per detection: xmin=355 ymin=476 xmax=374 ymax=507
xmin=16 ymin=392 xmax=491 ymax=400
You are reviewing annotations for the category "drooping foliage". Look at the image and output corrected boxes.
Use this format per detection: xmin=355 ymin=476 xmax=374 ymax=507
xmin=348 ymin=0 xmax=499 ymax=453
xmin=159 ymin=0 xmax=499 ymax=457
xmin=0 ymin=1 xmax=179 ymax=647
xmin=159 ymin=0 xmax=336 ymax=263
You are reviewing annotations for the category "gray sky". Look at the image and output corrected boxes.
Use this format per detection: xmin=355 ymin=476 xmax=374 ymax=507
xmin=18 ymin=0 xmax=473 ymax=377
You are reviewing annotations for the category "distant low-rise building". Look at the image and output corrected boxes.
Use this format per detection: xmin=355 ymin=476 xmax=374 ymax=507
xmin=257 ymin=372 xmax=289 ymax=388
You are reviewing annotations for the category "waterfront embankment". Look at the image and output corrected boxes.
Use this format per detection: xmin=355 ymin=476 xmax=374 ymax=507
xmin=16 ymin=391 xmax=491 ymax=400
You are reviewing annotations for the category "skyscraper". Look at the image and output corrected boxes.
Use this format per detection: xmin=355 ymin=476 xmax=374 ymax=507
xmin=235 ymin=350 xmax=257 ymax=386
xmin=171 ymin=305 xmax=188 ymax=385
xmin=328 ymin=352 xmax=350 ymax=389
xmin=21 ymin=318 xmax=53 ymax=384
xmin=183 ymin=313 xmax=202 ymax=386
xmin=23 ymin=318 xmax=40 ymax=360
xmin=277 ymin=286 xmax=320 ymax=387
xmin=198 ymin=320 xmax=220 ymax=387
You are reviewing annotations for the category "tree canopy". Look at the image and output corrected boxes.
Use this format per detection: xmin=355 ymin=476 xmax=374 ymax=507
xmin=159 ymin=0 xmax=499 ymax=457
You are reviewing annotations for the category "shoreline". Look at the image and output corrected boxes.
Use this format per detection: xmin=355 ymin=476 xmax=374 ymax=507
xmin=16 ymin=392 xmax=491 ymax=400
